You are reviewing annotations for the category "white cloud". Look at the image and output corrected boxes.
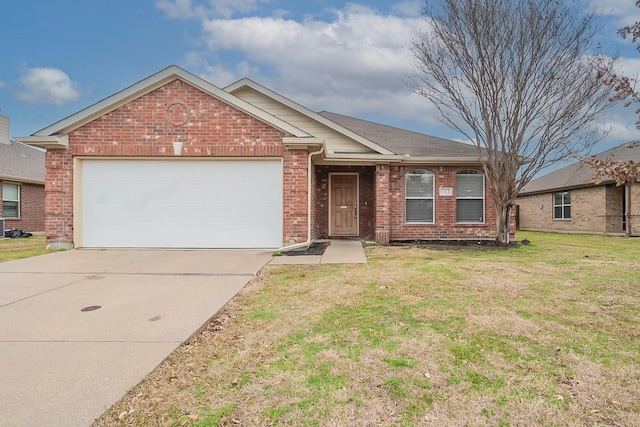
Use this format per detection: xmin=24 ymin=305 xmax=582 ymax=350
xmin=156 ymin=0 xmax=199 ymax=19
xmin=590 ymin=0 xmax=636 ymax=14
xmin=601 ymin=105 xmax=640 ymax=143
xmin=208 ymin=0 xmax=271 ymax=18
xmin=591 ymin=0 xmax=639 ymax=23
xmin=617 ymin=57 xmax=640 ymax=79
xmin=0 ymin=80 xmax=6 ymax=89
xmin=156 ymin=0 xmax=270 ymax=19
xmin=184 ymin=52 xmax=239 ymax=85
xmin=18 ymin=67 xmax=83 ymax=105
xmin=157 ymin=0 xmax=636 ymax=146
xmin=192 ymin=4 xmax=435 ymax=125
xmin=392 ymin=0 xmax=423 ymax=17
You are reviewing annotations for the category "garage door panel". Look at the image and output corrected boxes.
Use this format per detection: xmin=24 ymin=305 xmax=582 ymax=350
xmin=80 ymin=160 xmax=283 ymax=248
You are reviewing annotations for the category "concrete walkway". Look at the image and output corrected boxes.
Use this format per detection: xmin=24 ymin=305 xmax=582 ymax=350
xmin=0 ymin=241 xmax=366 ymax=427
xmin=269 ymin=240 xmax=368 ymax=265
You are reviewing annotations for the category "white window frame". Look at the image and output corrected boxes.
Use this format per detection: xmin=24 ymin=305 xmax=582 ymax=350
xmin=405 ymin=170 xmax=435 ymax=224
xmin=553 ymin=191 xmax=571 ymax=220
xmin=456 ymin=170 xmax=485 ymax=224
xmin=2 ymin=183 xmax=20 ymax=219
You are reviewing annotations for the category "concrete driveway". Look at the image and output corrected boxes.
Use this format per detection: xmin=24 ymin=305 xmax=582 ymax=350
xmin=0 ymin=249 xmax=273 ymax=427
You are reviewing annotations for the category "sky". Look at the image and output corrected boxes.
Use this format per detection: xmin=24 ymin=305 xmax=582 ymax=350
xmin=1 ymin=0 xmax=639 ymax=158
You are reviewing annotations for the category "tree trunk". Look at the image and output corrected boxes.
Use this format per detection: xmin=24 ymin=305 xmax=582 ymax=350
xmin=495 ymin=203 xmax=512 ymax=244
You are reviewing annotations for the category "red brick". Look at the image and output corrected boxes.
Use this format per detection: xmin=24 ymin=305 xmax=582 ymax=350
xmin=0 ymin=182 xmax=45 ymax=232
xmin=43 ymin=79 xmax=309 ymax=247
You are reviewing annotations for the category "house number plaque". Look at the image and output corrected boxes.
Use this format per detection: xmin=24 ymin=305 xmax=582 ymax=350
xmin=439 ymin=187 xmax=453 ymax=197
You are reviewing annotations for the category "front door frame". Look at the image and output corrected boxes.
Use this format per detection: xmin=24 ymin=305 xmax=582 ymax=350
xmin=328 ymin=172 xmax=359 ymax=236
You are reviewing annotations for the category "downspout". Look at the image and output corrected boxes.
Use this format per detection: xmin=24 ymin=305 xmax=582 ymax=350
xmin=278 ymin=145 xmax=325 ymax=252
xmin=625 ymin=183 xmax=632 ymax=236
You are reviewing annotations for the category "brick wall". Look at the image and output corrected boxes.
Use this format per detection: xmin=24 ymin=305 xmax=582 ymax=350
xmin=631 ymin=183 xmax=640 ymax=236
xmin=43 ymin=78 xmax=311 ymax=247
xmin=44 ymin=149 xmax=73 ymax=244
xmin=387 ymin=165 xmax=501 ymax=240
xmin=0 ymin=181 xmax=45 ymax=233
xmin=282 ymin=149 xmax=309 ymax=245
xmin=375 ymin=164 xmax=391 ymax=242
xmin=314 ymin=165 xmax=375 ymax=239
xmin=605 ymin=185 xmax=625 ymax=233
xmin=516 ymin=185 xmax=612 ymax=233
xmin=314 ymin=163 xmax=505 ymax=242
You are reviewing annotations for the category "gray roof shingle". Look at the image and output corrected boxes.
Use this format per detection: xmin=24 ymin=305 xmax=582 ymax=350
xmin=318 ymin=111 xmax=481 ymax=158
xmin=0 ymin=139 xmax=45 ymax=184
xmin=520 ymin=141 xmax=640 ymax=195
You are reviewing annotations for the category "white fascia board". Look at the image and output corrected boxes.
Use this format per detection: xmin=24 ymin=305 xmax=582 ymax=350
xmin=518 ymin=181 xmax=607 ymax=196
xmin=322 ymin=152 xmax=483 ymax=164
xmin=14 ymin=135 xmax=69 ymax=149
xmin=0 ymin=174 xmax=45 ymax=185
xmin=225 ymin=78 xmax=396 ymax=156
xmin=282 ymin=137 xmax=324 ymax=150
xmin=33 ymin=66 xmax=309 ymax=138
xmin=398 ymin=156 xmax=485 ymax=164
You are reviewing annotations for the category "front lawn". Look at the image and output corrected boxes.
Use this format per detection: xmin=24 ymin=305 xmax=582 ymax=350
xmin=0 ymin=235 xmax=50 ymax=263
xmin=96 ymin=231 xmax=640 ymax=426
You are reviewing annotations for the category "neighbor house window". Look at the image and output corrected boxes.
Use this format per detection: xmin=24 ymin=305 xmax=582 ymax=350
xmin=406 ymin=170 xmax=434 ymax=223
xmin=456 ymin=170 xmax=484 ymax=223
xmin=2 ymin=183 xmax=20 ymax=218
xmin=553 ymin=191 xmax=571 ymax=219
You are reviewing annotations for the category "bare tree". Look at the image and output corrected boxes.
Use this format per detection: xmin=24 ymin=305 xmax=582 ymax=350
xmin=409 ymin=0 xmax=615 ymax=243
xmin=586 ymin=144 xmax=640 ymax=187
xmin=597 ymin=0 xmax=640 ymax=130
xmin=618 ymin=0 xmax=640 ymax=51
xmin=605 ymin=0 xmax=640 ymax=129
xmin=584 ymin=1 xmax=640 ymax=236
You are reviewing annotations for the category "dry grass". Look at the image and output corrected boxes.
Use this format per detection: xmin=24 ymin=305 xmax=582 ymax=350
xmin=95 ymin=232 xmax=640 ymax=426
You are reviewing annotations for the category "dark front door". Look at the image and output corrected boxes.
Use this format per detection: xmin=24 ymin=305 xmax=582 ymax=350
xmin=330 ymin=174 xmax=358 ymax=235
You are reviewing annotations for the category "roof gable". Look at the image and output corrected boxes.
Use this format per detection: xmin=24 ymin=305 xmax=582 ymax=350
xmin=16 ymin=65 xmax=485 ymax=163
xmin=224 ymin=79 xmax=395 ymax=155
xmin=30 ymin=66 xmax=309 ymax=139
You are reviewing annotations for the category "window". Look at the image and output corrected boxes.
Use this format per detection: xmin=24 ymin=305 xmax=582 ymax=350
xmin=456 ymin=170 xmax=484 ymax=223
xmin=2 ymin=183 xmax=20 ymax=218
xmin=406 ymin=170 xmax=434 ymax=223
xmin=553 ymin=191 xmax=571 ymax=219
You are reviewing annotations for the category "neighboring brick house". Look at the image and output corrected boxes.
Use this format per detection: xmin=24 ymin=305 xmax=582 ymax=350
xmin=0 ymin=115 xmax=46 ymax=234
xmin=516 ymin=141 xmax=640 ymax=236
xmin=18 ymin=66 xmax=509 ymax=249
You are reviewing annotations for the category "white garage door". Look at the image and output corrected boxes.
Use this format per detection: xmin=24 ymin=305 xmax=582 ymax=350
xmin=79 ymin=159 xmax=283 ymax=248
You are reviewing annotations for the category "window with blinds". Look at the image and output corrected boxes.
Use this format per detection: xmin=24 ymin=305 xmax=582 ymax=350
xmin=456 ymin=171 xmax=484 ymax=223
xmin=2 ymin=183 xmax=19 ymax=218
xmin=406 ymin=170 xmax=434 ymax=223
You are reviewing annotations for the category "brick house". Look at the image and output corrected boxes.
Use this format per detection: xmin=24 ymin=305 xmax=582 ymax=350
xmin=18 ymin=66 xmax=508 ymax=249
xmin=516 ymin=141 xmax=640 ymax=236
xmin=0 ymin=115 xmax=46 ymax=234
